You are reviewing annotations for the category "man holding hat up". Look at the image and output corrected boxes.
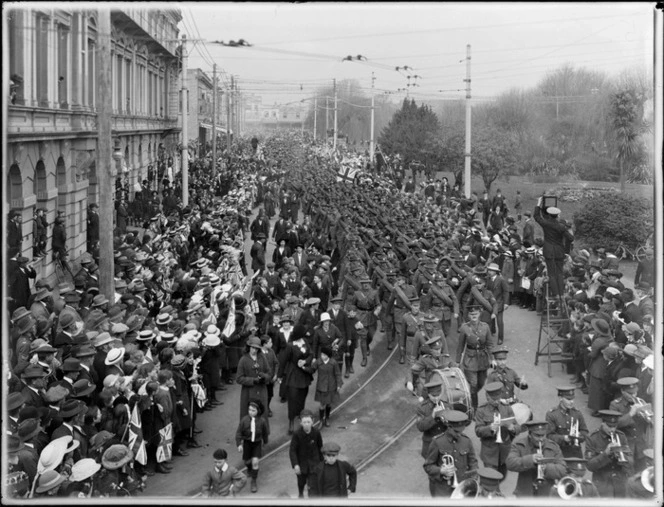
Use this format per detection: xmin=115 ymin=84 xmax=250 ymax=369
xmin=585 ymin=409 xmax=633 ymax=497
xmin=545 ymin=385 xmax=589 ymax=458
xmin=423 ymin=410 xmax=478 ymax=497
xmin=506 ymin=420 xmax=566 ymax=496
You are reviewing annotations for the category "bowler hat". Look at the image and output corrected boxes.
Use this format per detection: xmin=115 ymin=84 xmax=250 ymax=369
xmin=60 ymin=399 xmax=86 ymax=418
xmin=591 ymin=318 xmax=611 ymax=336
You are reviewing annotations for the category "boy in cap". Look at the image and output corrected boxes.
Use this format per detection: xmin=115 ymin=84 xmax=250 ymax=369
xmin=201 ymin=448 xmax=247 ymax=497
xmin=475 ymin=381 xmax=522 ymax=480
xmin=289 ymin=408 xmax=323 ymax=498
xmin=506 ymin=420 xmax=566 ymax=496
xmin=423 ymin=410 xmax=478 ymax=497
xmin=585 ymin=409 xmax=633 ymax=497
xmin=486 ymin=347 xmax=528 ymax=404
xmin=309 ymin=442 xmax=357 ymax=498
xmin=549 ymin=458 xmax=599 ymax=497
xmin=545 ymin=385 xmax=589 ymax=458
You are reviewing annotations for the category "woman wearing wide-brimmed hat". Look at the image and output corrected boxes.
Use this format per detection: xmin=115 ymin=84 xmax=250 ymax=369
xmin=236 ymin=336 xmax=271 ymax=423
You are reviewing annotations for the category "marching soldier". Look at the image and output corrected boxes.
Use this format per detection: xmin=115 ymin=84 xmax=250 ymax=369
xmin=476 ymin=467 xmax=505 ymax=498
xmin=348 ymin=277 xmax=380 ymax=367
xmin=401 ymin=297 xmax=423 ymax=364
xmin=585 ymin=409 xmax=634 ymax=497
xmin=475 ymin=381 xmax=523 ymax=480
xmin=423 ymin=410 xmax=478 ymax=497
xmin=420 ymin=272 xmax=459 ymax=343
xmin=386 ymin=273 xmax=417 ymax=352
xmin=486 ymin=347 xmax=528 ymax=404
xmin=609 ymin=377 xmax=652 ymax=473
xmin=545 ymin=386 xmax=589 ymax=458
xmin=455 ymin=306 xmax=494 ymax=411
xmin=415 ymin=377 xmax=449 ymax=459
xmin=377 ymin=270 xmax=396 ymax=351
xmin=549 ymin=458 xmax=599 ymax=498
xmin=506 ymin=420 xmax=566 ymax=497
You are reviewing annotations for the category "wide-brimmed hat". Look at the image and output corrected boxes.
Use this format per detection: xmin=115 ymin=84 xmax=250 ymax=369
xmin=18 ymin=418 xmax=42 ymax=442
xmin=486 ymin=263 xmax=500 ymax=272
xmin=60 ymin=399 xmax=86 ymax=418
xmin=62 ymin=357 xmax=82 ymax=372
xmin=7 ymin=391 xmax=26 ymax=411
xmin=91 ymin=294 xmax=109 ymax=307
xmin=70 ymin=458 xmax=102 ymax=482
xmin=247 ymin=336 xmax=262 ymax=349
xmin=30 ymin=339 xmax=56 ymax=354
xmin=35 ymin=469 xmax=66 ymax=493
xmin=137 ymin=329 xmax=155 ymax=341
xmin=71 ymin=379 xmax=96 ymax=398
xmin=202 ymin=335 xmax=221 ymax=347
xmin=89 ymin=430 xmax=115 ymax=451
xmin=171 ymin=354 xmax=186 ymax=368
xmin=21 ymin=365 xmax=46 ymax=379
xmin=105 ymin=347 xmax=125 ymax=365
xmin=102 ymin=444 xmax=134 ymax=470
xmin=591 ymin=318 xmax=611 ymax=336
xmin=156 ymin=313 xmax=173 ymax=326
xmin=93 ymin=332 xmax=114 ymax=347
xmin=33 ymin=287 xmax=51 ymax=302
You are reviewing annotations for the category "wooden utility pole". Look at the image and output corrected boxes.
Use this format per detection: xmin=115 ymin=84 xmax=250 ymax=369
xmin=181 ymin=34 xmax=189 ymax=207
xmin=313 ymin=96 xmax=317 ymax=140
xmin=96 ymin=8 xmax=114 ymax=301
xmin=226 ymin=79 xmax=231 ymax=152
xmin=325 ymin=96 xmax=329 ymax=143
xmin=333 ymin=79 xmax=337 ymax=150
xmin=212 ymin=63 xmax=217 ymax=178
xmin=463 ymin=44 xmax=472 ymax=198
xmin=370 ymin=72 xmax=375 ymax=166
xmin=230 ymin=76 xmax=235 ymax=143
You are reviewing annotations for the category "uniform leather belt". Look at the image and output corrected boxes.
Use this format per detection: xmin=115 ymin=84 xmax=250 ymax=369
xmin=466 ymin=345 xmax=485 ymax=350
xmin=407 ymin=332 xmax=416 ymax=337
xmin=357 ymin=306 xmax=371 ymax=311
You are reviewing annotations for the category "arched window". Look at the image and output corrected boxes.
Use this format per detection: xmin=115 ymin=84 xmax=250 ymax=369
xmin=8 ymin=164 xmax=23 ymax=205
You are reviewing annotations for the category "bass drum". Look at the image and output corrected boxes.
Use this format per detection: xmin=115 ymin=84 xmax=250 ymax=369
xmin=430 ymin=367 xmax=473 ymax=417
xmin=511 ymin=402 xmax=533 ymax=425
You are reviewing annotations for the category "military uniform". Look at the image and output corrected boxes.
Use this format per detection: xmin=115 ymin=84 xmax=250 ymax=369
xmin=415 ymin=382 xmax=448 ymax=459
xmin=423 ymin=411 xmax=478 ymax=497
xmin=474 ymin=383 xmax=522 ymax=479
xmin=455 ymin=313 xmax=494 ymax=410
xmin=349 ymin=280 xmax=380 ymax=365
xmin=585 ymin=410 xmax=633 ymax=497
xmin=420 ymin=281 xmax=459 ymax=339
xmin=377 ymin=276 xmax=395 ymax=345
xmin=486 ymin=366 xmax=525 ymax=403
xmin=387 ymin=281 xmax=417 ymax=351
xmin=609 ymin=383 xmax=651 ymax=473
xmin=506 ymin=423 xmax=566 ymax=497
xmin=545 ymin=406 xmax=588 ymax=458
xmin=548 ymin=458 xmax=599 ymax=498
xmin=401 ymin=304 xmax=423 ymax=363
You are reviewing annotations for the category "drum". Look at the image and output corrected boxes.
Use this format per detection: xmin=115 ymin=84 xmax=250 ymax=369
xmin=430 ymin=367 xmax=473 ymax=417
xmin=512 ymin=402 xmax=532 ymax=425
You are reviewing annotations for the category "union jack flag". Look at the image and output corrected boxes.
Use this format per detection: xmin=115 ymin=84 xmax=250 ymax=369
xmin=156 ymin=423 xmax=173 ymax=463
xmin=127 ymin=404 xmax=147 ymax=465
xmin=222 ymin=297 xmax=236 ymax=338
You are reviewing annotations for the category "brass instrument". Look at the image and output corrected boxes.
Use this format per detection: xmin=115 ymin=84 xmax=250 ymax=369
xmin=569 ymin=418 xmax=580 ymax=447
xmin=440 ymin=454 xmax=459 ymax=488
xmin=556 ymin=476 xmax=582 ymax=498
xmin=640 ymin=466 xmax=654 ymax=493
xmin=610 ymin=431 xmax=628 ymax=463
xmin=494 ymin=413 xmax=503 ymax=443
xmin=450 ymin=478 xmax=479 ymax=498
xmin=633 ymin=396 xmax=654 ymax=424
xmin=536 ymin=442 xmax=545 ymax=481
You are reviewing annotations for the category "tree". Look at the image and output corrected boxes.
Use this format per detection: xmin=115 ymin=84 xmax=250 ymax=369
xmin=471 ymin=123 xmax=521 ymax=193
xmin=610 ymin=89 xmax=646 ymax=192
xmin=378 ymin=98 xmax=441 ymax=168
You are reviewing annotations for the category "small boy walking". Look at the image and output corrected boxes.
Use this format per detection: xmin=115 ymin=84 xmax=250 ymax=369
xmin=236 ymin=400 xmax=270 ymax=493
xmin=313 ymin=346 xmax=343 ymax=427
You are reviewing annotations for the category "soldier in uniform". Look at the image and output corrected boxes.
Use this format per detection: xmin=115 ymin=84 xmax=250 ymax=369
xmin=475 ymin=381 xmax=523 ymax=480
xmin=626 ymin=448 xmax=654 ymax=499
xmin=386 ymin=273 xmax=417 ymax=352
xmin=415 ymin=377 xmax=449 ymax=459
xmin=400 ymin=297 xmax=423 ymax=364
xmin=545 ymin=386 xmax=589 ymax=458
xmin=377 ymin=271 xmax=396 ymax=350
xmin=348 ymin=277 xmax=380 ymax=367
xmin=486 ymin=347 xmax=528 ymax=404
xmin=420 ymin=272 xmax=459 ymax=346
xmin=407 ymin=334 xmax=452 ymax=398
xmin=609 ymin=377 xmax=652 ymax=473
xmin=423 ymin=410 xmax=478 ymax=497
xmin=585 ymin=409 xmax=633 ymax=497
xmin=476 ymin=467 xmax=505 ymax=498
xmin=549 ymin=458 xmax=599 ymax=498
xmin=455 ymin=306 xmax=495 ymax=411
xmin=506 ymin=420 xmax=566 ymax=497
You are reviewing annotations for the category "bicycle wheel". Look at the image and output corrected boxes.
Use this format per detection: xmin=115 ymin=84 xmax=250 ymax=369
xmin=614 ymin=244 xmax=627 ymax=261
xmin=635 ymin=246 xmax=647 ymax=263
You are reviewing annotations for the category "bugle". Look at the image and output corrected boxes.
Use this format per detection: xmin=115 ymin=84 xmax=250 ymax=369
xmin=450 ymin=478 xmax=479 ymax=498
xmin=610 ymin=431 xmax=628 ymax=463
xmin=569 ymin=418 xmax=579 ymax=447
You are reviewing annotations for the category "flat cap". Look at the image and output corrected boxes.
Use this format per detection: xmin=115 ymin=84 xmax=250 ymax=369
xmin=321 ymin=442 xmax=341 ymax=455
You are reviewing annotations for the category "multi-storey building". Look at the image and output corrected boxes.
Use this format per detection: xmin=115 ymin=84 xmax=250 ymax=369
xmin=244 ymin=100 xmax=304 ymax=131
xmin=5 ymin=7 xmax=182 ymax=278
xmin=186 ymin=68 xmax=226 ymax=155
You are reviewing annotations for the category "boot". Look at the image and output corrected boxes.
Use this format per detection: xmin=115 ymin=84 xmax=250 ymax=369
xmin=288 ymin=419 xmax=294 ymax=435
xmin=319 ymin=409 xmax=326 ymax=427
xmin=399 ymin=347 xmax=405 ymax=364
xmin=325 ymin=406 xmax=331 ymax=427
xmin=344 ymin=357 xmax=351 ymax=378
xmin=156 ymin=463 xmax=171 ymax=474
xmin=251 ymin=476 xmax=257 ymax=493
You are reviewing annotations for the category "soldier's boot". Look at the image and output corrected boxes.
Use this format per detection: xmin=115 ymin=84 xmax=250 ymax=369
xmin=251 ymin=473 xmax=258 ymax=493
xmin=288 ymin=419 xmax=294 ymax=435
xmin=399 ymin=346 xmax=406 ymax=364
xmin=319 ymin=409 xmax=326 ymax=427
xmin=344 ymin=357 xmax=351 ymax=378
xmin=325 ymin=406 xmax=331 ymax=427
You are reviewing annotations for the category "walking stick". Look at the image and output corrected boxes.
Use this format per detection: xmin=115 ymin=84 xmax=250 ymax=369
xmin=189 ymin=391 xmax=195 ymax=440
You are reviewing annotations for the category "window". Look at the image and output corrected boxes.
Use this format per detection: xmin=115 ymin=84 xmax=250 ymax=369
xmin=125 ymin=58 xmax=132 ymax=113
xmin=8 ymin=10 xmax=24 ymax=105
xmin=57 ymin=23 xmax=69 ymax=108
xmin=86 ymin=17 xmax=97 ymax=109
xmin=116 ymin=54 xmax=123 ymax=112
xmin=35 ymin=14 xmax=49 ymax=107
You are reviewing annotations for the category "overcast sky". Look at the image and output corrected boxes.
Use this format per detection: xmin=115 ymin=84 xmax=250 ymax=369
xmin=182 ymin=2 xmax=655 ymax=106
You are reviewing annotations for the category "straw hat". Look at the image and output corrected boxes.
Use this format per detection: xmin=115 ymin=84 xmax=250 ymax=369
xmin=101 ymin=444 xmax=134 ymax=470
xmin=70 ymin=458 xmax=102 ymax=482
xmin=35 ymin=470 xmax=66 ymax=493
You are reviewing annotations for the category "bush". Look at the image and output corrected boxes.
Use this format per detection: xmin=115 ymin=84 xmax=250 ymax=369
xmin=573 ymin=193 xmax=653 ymax=252
xmin=575 ymin=154 xmax=618 ymax=182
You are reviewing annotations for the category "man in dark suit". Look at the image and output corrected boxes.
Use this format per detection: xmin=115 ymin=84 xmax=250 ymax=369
xmin=272 ymin=239 xmax=292 ymax=271
xmin=20 ymin=366 xmax=48 ymax=408
xmin=619 ymin=289 xmax=643 ymax=326
xmin=7 ymin=209 xmax=23 ymax=257
xmin=289 ymin=409 xmax=323 ymax=498
xmin=272 ymin=216 xmax=289 ymax=244
xmin=8 ymin=256 xmax=36 ymax=314
xmin=533 ymin=200 xmax=573 ymax=298
xmin=486 ymin=263 xmax=510 ymax=345
xmin=250 ymin=234 xmax=267 ymax=275
xmin=250 ymin=209 xmax=270 ymax=247
xmin=87 ymin=202 xmax=100 ymax=258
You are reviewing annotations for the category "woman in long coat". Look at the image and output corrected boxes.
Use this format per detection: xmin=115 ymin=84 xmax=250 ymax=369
xmin=278 ymin=324 xmax=315 ymax=434
xmin=236 ymin=336 xmax=271 ymax=422
xmin=587 ymin=319 xmax=612 ymax=415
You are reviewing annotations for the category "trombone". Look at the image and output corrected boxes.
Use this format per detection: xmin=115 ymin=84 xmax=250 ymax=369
xmin=569 ymin=418 xmax=580 ymax=447
xmin=440 ymin=454 xmax=459 ymax=488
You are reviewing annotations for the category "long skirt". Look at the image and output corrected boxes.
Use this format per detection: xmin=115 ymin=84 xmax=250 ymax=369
xmin=287 ymin=386 xmax=309 ymax=421
xmin=588 ymin=375 xmax=607 ymax=411
xmin=314 ymin=389 xmax=339 ymax=406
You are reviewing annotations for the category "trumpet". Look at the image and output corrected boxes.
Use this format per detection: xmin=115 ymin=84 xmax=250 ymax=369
xmin=536 ymin=442 xmax=545 ymax=481
xmin=494 ymin=413 xmax=503 ymax=443
xmin=610 ymin=431 xmax=628 ymax=463
xmin=569 ymin=418 xmax=580 ymax=446
xmin=440 ymin=454 xmax=459 ymax=488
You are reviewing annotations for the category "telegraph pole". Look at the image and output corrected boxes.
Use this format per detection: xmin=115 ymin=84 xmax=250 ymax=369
xmin=96 ymin=8 xmax=114 ymax=301
xmin=235 ymin=78 xmax=240 ymax=136
xmin=181 ymin=34 xmax=189 ymax=207
xmin=325 ymin=96 xmax=329 ymax=143
xmin=228 ymin=76 xmax=234 ymax=151
xmin=333 ymin=79 xmax=338 ymax=150
xmin=313 ymin=96 xmax=317 ymax=140
xmin=212 ymin=63 xmax=217 ymax=178
xmin=463 ymin=44 xmax=472 ymax=199
xmin=370 ymin=72 xmax=376 ymax=167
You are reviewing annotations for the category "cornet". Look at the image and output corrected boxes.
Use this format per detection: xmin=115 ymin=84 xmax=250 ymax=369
xmin=569 ymin=418 xmax=580 ymax=446
xmin=494 ymin=413 xmax=503 ymax=443
xmin=440 ymin=454 xmax=459 ymax=488
xmin=536 ymin=442 xmax=545 ymax=481
xmin=610 ymin=431 xmax=628 ymax=463
xmin=632 ymin=396 xmax=654 ymax=425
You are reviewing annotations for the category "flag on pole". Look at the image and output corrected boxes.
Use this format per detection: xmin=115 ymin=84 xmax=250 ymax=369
xmin=127 ymin=404 xmax=147 ymax=465
xmin=156 ymin=423 xmax=173 ymax=463
xmin=191 ymin=383 xmax=207 ymax=409
xmin=337 ymin=162 xmax=360 ymax=183
xmin=222 ymin=297 xmax=236 ymax=338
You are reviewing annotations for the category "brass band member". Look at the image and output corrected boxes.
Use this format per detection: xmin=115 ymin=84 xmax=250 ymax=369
xmin=549 ymin=458 xmax=599 ymax=498
xmin=545 ymin=385 xmax=589 ymax=458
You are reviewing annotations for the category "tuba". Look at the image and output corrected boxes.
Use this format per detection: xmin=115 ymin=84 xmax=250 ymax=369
xmin=451 ymin=478 xmax=479 ymax=498
xmin=640 ymin=467 xmax=654 ymax=493
xmin=556 ymin=476 xmax=582 ymax=498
